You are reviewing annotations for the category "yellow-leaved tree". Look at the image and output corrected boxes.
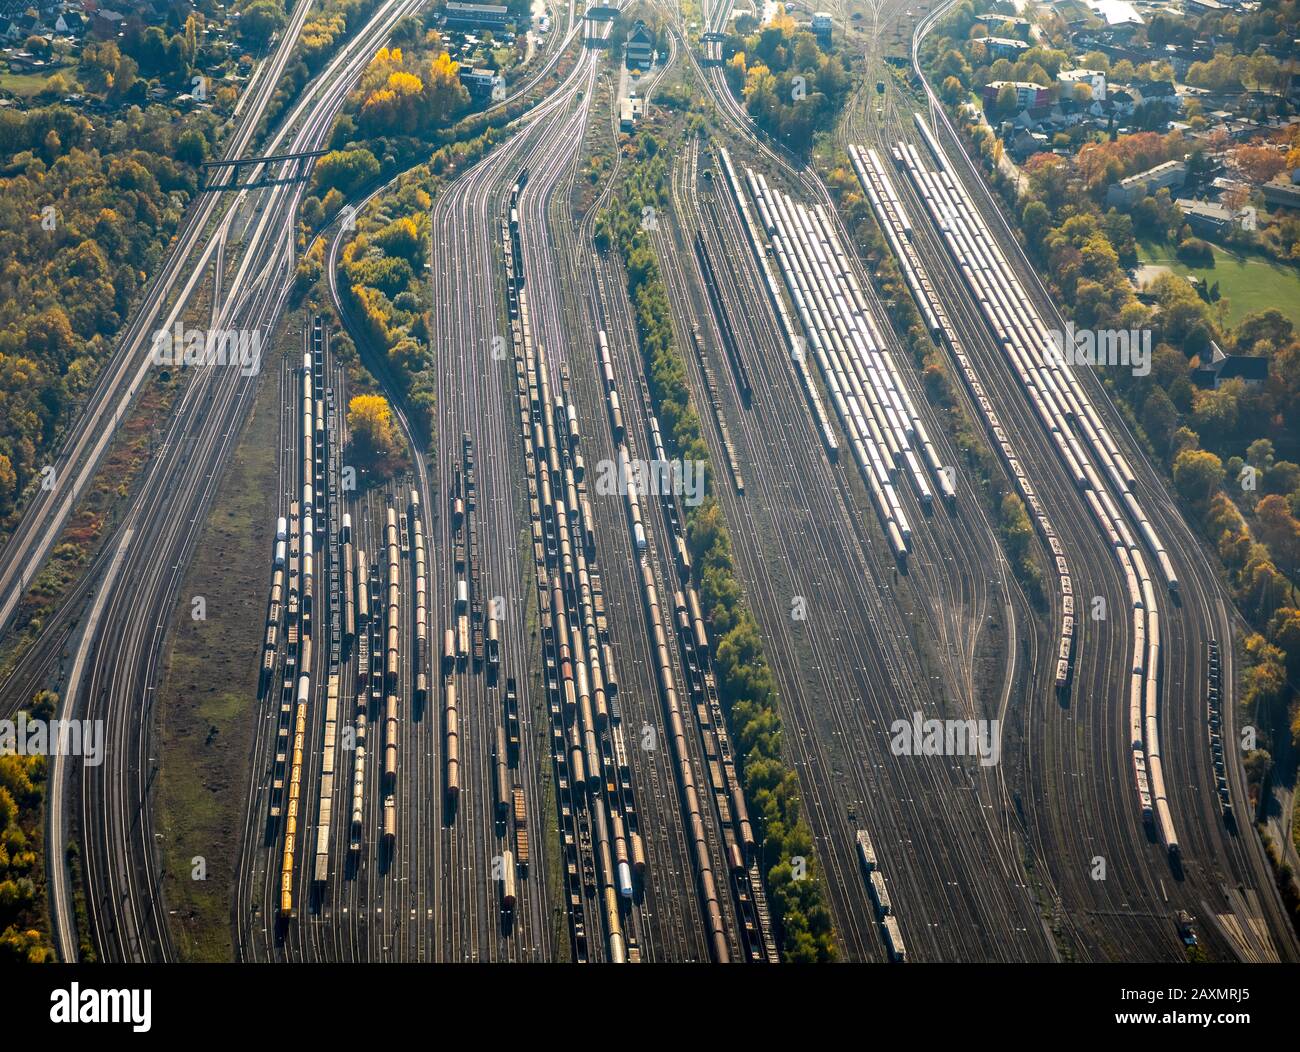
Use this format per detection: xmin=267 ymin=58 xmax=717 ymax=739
xmin=348 ymin=394 xmax=400 ymax=476
xmin=425 ymin=52 xmax=469 ymax=124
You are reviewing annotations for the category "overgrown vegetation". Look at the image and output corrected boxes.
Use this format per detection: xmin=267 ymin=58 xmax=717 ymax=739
xmin=0 ymin=691 xmax=56 ymax=962
xmin=599 ymin=131 xmax=836 ymax=962
xmin=722 ymin=7 xmax=850 ymax=154
xmin=154 ymin=364 xmax=280 ymax=961
xmin=0 ymin=102 xmax=223 ymax=536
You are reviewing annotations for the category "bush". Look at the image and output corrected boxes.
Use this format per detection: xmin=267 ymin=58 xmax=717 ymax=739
xmin=1175 ymin=236 xmax=1215 ymax=267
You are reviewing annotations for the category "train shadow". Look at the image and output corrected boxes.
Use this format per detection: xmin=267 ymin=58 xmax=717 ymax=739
xmin=442 ymin=792 xmax=460 ymax=826
xmin=1055 ymin=679 xmax=1072 ymax=711
xmin=1141 ymin=822 xmax=1187 ymax=880
xmin=1168 ymin=852 xmax=1185 ymax=881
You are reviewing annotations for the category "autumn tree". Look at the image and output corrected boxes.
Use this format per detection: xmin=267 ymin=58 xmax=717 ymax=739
xmin=354 ymin=46 xmax=468 ymax=137
xmin=424 ymin=52 xmax=470 ymax=124
xmin=1232 ymin=144 xmax=1287 ymax=184
xmin=1257 ymin=494 xmax=1300 ymax=580
xmin=347 ymin=394 xmax=400 ymax=475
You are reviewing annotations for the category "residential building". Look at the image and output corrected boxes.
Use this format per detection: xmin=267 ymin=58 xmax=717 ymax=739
xmin=982 ymin=80 xmax=1051 ymax=110
xmin=985 ymin=36 xmax=1029 ymax=59
xmin=1192 ymin=343 xmax=1269 ymax=388
xmin=458 ymin=66 xmax=503 ymax=101
xmin=1008 ymin=127 xmax=1050 ymax=158
xmin=1128 ymin=79 xmax=1178 ymax=106
xmin=1058 ymin=67 xmax=1106 ymax=100
xmin=976 ymin=13 xmax=1033 ymax=39
xmin=1262 ymin=172 xmax=1300 ymax=210
xmin=1105 ymin=158 xmax=1186 ymax=206
xmin=54 ymin=11 xmax=84 ymax=35
xmin=1080 ymin=0 xmax=1145 ymax=30
xmin=1176 ymin=198 xmax=1235 ymax=236
xmin=90 ymin=8 xmax=129 ymax=38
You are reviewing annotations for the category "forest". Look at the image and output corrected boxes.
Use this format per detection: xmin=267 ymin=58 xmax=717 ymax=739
xmin=722 ymin=8 xmax=851 ymax=155
xmin=0 ymin=103 xmax=222 ymax=537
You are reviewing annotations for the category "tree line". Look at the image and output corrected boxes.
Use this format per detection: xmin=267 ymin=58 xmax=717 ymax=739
xmin=599 ymin=131 xmax=837 ymax=961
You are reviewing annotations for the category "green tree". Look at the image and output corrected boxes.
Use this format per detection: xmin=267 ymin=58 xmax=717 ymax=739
xmin=314 ymin=148 xmax=380 ymax=195
xmin=993 ymin=82 xmax=1019 ymax=119
xmin=238 ymin=0 xmax=286 ymax=46
xmin=176 ymin=129 xmax=208 ymax=166
xmin=1173 ymin=448 xmax=1225 ymax=507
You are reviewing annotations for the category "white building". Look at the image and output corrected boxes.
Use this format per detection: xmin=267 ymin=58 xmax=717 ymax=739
xmin=1105 ymin=159 xmax=1186 ymax=207
xmin=1058 ymin=68 xmax=1106 ymax=101
xmin=983 ymin=80 xmax=1051 ymax=110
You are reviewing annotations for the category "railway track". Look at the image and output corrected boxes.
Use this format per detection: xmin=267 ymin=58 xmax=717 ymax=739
xmin=16 ymin=0 xmax=1293 ymax=969
xmin=654 ymin=4 xmax=1061 ymax=960
xmin=828 ymin=0 xmax=1298 ymax=960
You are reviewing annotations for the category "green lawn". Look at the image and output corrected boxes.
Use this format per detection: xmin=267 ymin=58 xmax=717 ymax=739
xmin=0 ymin=64 xmax=76 ymax=99
xmin=1137 ymin=237 xmax=1300 ymax=332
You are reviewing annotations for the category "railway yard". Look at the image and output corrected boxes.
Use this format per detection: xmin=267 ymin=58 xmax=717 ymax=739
xmin=0 ymin=0 xmax=1296 ymax=972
